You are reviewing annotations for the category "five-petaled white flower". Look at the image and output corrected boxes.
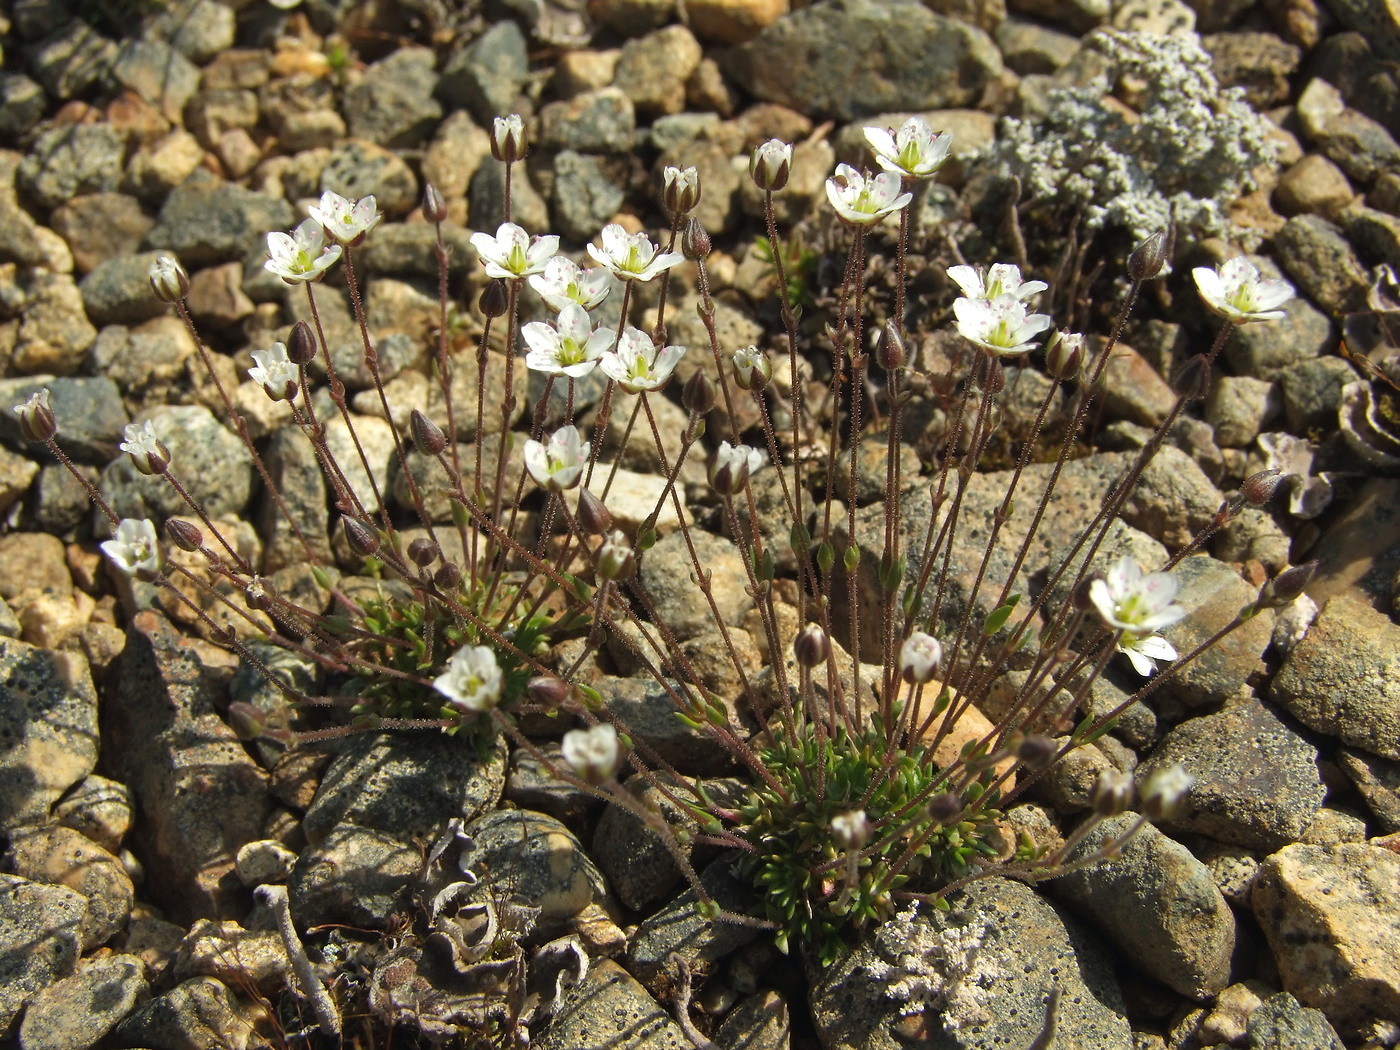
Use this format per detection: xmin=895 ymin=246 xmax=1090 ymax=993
xmin=119 ymin=419 xmax=170 ymax=474
xmin=529 ymin=256 xmax=612 ymax=312
xmin=586 ymin=224 xmax=684 ymax=283
xmin=524 ymin=424 xmax=588 ymax=492
xmin=709 ymin=440 xmax=763 ymax=494
xmin=471 ymin=222 xmax=559 ymax=280
xmin=249 ymin=342 xmax=299 ymax=401
xmin=561 ymin=722 xmax=622 ymax=782
xmin=522 ymin=304 xmax=612 ymax=378
xmin=307 ymin=190 xmax=381 ymax=247
xmin=598 ymin=327 xmax=685 ymax=393
xmin=899 ymin=631 xmax=943 ymax=684
xmin=265 ymin=219 xmax=342 ymax=283
xmin=101 ymin=518 xmax=161 ymax=578
xmin=1089 ymin=556 xmax=1187 ymax=677
xmin=952 ymin=295 xmax=1053 ymax=356
xmin=824 ymin=164 xmax=912 ymax=226
xmin=433 ymin=644 xmax=504 ymax=712
xmin=1192 ymin=257 xmax=1294 ymax=324
xmin=864 ymin=117 xmax=953 ymax=180
xmin=947 ymin=263 xmax=1047 ymax=304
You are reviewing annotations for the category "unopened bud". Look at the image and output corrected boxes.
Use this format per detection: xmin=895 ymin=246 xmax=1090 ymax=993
xmin=1045 ymin=330 xmax=1085 ymax=380
xmin=900 ymin=631 xmax=943 ymax=685
xmin=1090 ymin=769 xmax=1133 ymax=817
xmin=287 ymin=320 xmax=317 ymax=364
xmin=14 ymin=389 xmax=57 ymax=444
xmin=149 ymin=255 xmax=190 ymax=303
xmin=926 ymin=793 xmax=963 ymax=823
xmin=732 ymin=346 xmax=771 ymax=391
xmin=1139 ymin=764 xmax=1193 ymax=821
xmin=528 ymin=675 xmax=572 ymax=707
xmin=830 ymin=809 xmax=870 ymax=850
xmin=434 ymin=562 xmax=462 ymax=589
xmin=662 ymin=165 xmax=701 ymax=217
xmin=490 ymin=114 xmax=527 ymax=164
xmin=1171 ymin=354 xmax=1211 ymax=401
xmin=164 ymin=518 xmax=203 ymax=552
xmin=1256 ymin=561 xmax=1317 ymax=609
xmin=682 ymin=369 xmax=716 ymax=416
xmin=596 ymin=530 xmax=636 ymax=581
xmin=479 ymin=278 xmax=509 ymax=318
xmin=343 ymin=517 xmax=381 ymax=557
xmin=749 ymin=139 xmax=792 ymax=193
xmin=1014 ymin=734 xmax=1058 ymax=770
xmin=422 ymin=183 xmax=447 ymax=223
xmin=794 ymin=624 xmax=830 ymax=667
xmin=875 ymin=322 xmax=905 ymax=371
xmin=410 ymin=409 xmax=447 ymax=456
xmin=1241 ymin=468 xmax=1284 ymax=506
xmin=681 ymin=216 xmax=710 ymax=261
xmin=577 ymin=488 xmax=612 ymax=535
xmin=407 ymin=537 xmax=439 ymax=567
xmin=1128 ymin=229 xmax=1170 ymax=282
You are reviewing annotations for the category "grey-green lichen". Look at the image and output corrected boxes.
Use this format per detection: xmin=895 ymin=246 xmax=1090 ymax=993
xmin=980 ymin=28 xmax=1279 ymax=249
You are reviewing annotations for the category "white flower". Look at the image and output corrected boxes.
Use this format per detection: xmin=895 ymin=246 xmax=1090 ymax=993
xmin=119 ymin=419 xmax=170 ymax=474
xmin=586 ymin=224 xmax=684 ymax=283
xmin=709 ymin=440 xmax=763 ymax=494
xmin=732 ymin=345 xmax=771 ymax=390
xmin=899 ymin=631 xmax=943 ymax=684
xmin=307 ymin=190 xmax=381 ymax=247
xmin=824 ymin=163 xmax=912 ymax=226
xmin=946 ymin=263 xmax=1047 ymax=304
xmin=830 ymin=809 xmax=871 ymax=849
xmin=1192 ymin=257 xmax=1294 ymax=324
xmin=521 ymin=304 xmax=611 ymax=378
xmin=265 ymin=219 xmax=342 ymax=283
xmin=750 ymin=138 xmax=793 ymax=191
xmin=433 ymin=644 xmax=503 ymax=712
xmin=598 ymin=327 xmax=685 ymax=394
xmin=1089 ymin=556 xmax=1187 ymax=677
xmin=662 ymin=165 xmax=700 ymax=214
xmin=470 ymin=222 xmax=559 ymax=280
xmin=524 ymin=425 xmax=588 ymax=492
xmin=952 ymin=295 xmax=1053 ymax=356
xmin=864 ymin=117 xmax=953 ymax=180
xmin=1140 ymin=764 xmax=1194 ymax=820
xmin=13 ymin=388 xmax=55 ymax=443
xmin=101 ymin=518 xmax=161 ymax=578
xmin=561 ymin=722 xmax=622 ymax=782
xmin=249 ymin=342 xmax=299 ymax=401
xmin=529 ymin=256 xmax=612 ymax=312
xmin=148 ymin=255 xmax=189 ymax=302
xmin=491 ymin=114 xmax=526 ymax=162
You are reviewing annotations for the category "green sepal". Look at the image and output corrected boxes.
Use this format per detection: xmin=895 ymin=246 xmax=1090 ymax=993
xmin=790 ymin=522 xmax=811 ymax=555
xmin=843 ymin=543 xmax=860 ymax=573
xmin=310 ymin=564 xmax=332 ymax=589
xmin=816 ymin=541 xmax=835 ymax=574
xmin=982 ymin=594 xmax=1021 ymax=636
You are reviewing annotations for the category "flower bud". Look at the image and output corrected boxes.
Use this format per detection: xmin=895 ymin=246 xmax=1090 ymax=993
xmin=1128 ymin=229 xmax=1169 ymax=282
xmin=577 ymin=488 xmax=612 ymax=535
xmin=490 ymin=114 xmax=526 ymax=164
xmin=794 ymin=624 xmax=830 ymax=667
xmin=287 ymin=319 xmax=318 ymax=365
xmin=408 ymin=537 xmax=439 ymax=567
xmin=926 ymin=792 xmax=963 ymax=823
xmin=596 ymin=530 xmax=636 ymax=581
xmin=1014 ymin=734 xmax=1058 ymax=770
xmin=528 ymin=675 xmax=572 ymax=707
xmin=1044 ymin=330 xmax=1085 ymax=380
xmin=479 ymin=278 xmax=509 ymax=318
xmin=662 ymin=165 xmax=701 ymax=217
xmin=149 ymin=255 xmax=190 ymax=303
xmin=343 ymin=517 xmax=381 ymax=557
xmin=227 ymin=701 xmax=267 ymax=741
xmin=1241 ymin=468 xmax=1285 ymax=507
xmin=830 ymin=809 xmax=870 ymax=850
xmin=681 ymin=216 xmax=710 ymax=261
xmin=1171 ymin=354 xmax=1211 ymax=401
xmin=750 ymin=139 xmax=792 ymax=192
xmin=422 ymin=182 xmax=447 ymax=223
xmin=434 ymin=562 xmax=462 ymax=589
xmin=1090 ymin=769 xmax=1133 ymax=817
xmin=245 ymin=575 xmax=272 ymax=612
xmin=410 ymin=409 xmax=447 ymax=457
xmin=1256 ymin=561 xmax=1317 ymax=610
xmin=875 ymin=322 xmax=905 ymax=371
xmin=732 ymin=346 xmax=771 ymax=391
xmin=164 ymin=518 xmax=203 ymax=552
xmin=1139 ymin=764 xmax=1193 ymax=821
xmin=900 ymin=631 xmax=943 ymax=684
xmin=680 ymin=371 xmax=713 ymax=418
xmin=14 ymin=389 xmax=57 ymax=444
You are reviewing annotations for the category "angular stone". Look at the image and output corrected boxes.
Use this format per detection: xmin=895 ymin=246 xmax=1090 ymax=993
xmin=145 ymin=170 xmax=294 ymax=267
xmin=536 ymin=959 xmax=690 ymax=1050
xmin=0 ymin=875 xmax=86 ymax=1032
xmin=17 ymin=953 xmax=147 ymax=1050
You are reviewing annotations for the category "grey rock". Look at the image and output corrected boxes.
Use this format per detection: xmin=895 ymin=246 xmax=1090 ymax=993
xmin=1341 ymin=202 xmax=1400 ymax=271
xmin=1053 ymin=814 xmax=1235 ymax=998
xmin=234 ymin=840 xmax=297 ymax=886
xmin=536 ymin=958 xmax=690 ymax=1050
xmin=100 ymin=405 xmax=253 ymax=522
xmin=628 ymin=857 xmax=759 ymax=987
xmin=1273 ymin=154 xmax=1356 ymax=219
xmin=1296 ymin=77 xmax=1400 ymax=186
xmin=505 ymin=742 xmax=603 ymax=823
xmin=290 ymin=823 xmax=419 ymax=929
xmin=388 ymin=434 xmax=521 ymax=523
xmin=1252 ymin=843 xmax=1400 ymax=1033
xmin=184 ymin=86 xmax=259 ymax=149
xmin=1271 ymin=214 xmax=1370 ymax=316
xmin=1213 ymin=506 xmax=1291 ymax=575
xmin=111 ymin=39 xmax=199 ymax=122
xmin=5 ymin=826 xmax=134 ymax=951
xmin=0 ymin=444 xmax=38 ymax=518
xmin=0 ymin=74 xmax=47 ymax=140
xmin=17 ymin=953 xmax=147 ymax=1050
xmin=302 ymin=731 xmax=507 ymax=846
xmin=811 ymin=878 xmax=1132 ymax=1050
xmin=1246 ymin=992 xmax=1346 ymax=1050
xmin=1137 ymin=696 xmax=1325 ymax=850
xmin=1119 ymin=445 xmax=1222 ymax=550
xmin=602 ymin=675 xmax=740 ymax=776
xmin=78 ymin=250 xmax=171 ymax=326
xmin=107 ymin=613 xmax=271 ymax=921
xmin=1223 ymin=293 xmax=1333 ymax=381
xmin=0 ymin=875 xmax=86 ymax=1033
xmin=461 ymin=808 xmax=606 ymax=936
xmin=715 ymin=990 xmax=790 ymax=1050
xmin=725 ymin=0 xmax=1003 ymax=121
xmin=1158 ymin=555 xmax=1273 ymax=709
xmin=538 ymin=88 xmax=637 ymax=154
xmin=1270 ymin=593 xmax=1400 ymax=761
xmin=639 ymin=528 xmax=751 ymax=642
xmin=0 ymin=637 xmax=98 ymax=830
xmin=1202 ymin=32 xmax=1300 ymax=109
xmin=357 ymin=222 xmax=474 ymax=280
xmin=345 ymin=47 xmax=442 ymax=149
xmin=1195 ymin=839 xmax=1262 ymax=907
xmin=551 ymin=150 xmax=626 ymax=243
xmin=320 ymin=139 xmax=420 ymax=217
xmin=468 ymin=149 xmax=551 ymax=234
xmin=146 ymin=171 xmax=294 ymax=267
xmin=996 ymin=19 xmax=1082 ymax=75
xmin=145 ymin=0 xmax=236 ymax=64
xmin=11 ymin=272 xmax=97 ymax=376
xmin=0 ymin=376 xmax=128 ymax=464
xmin=111 ymin=976 xmax=263 ymax=1050
xmin=171 ymin=918 xmax=289 ymax=992
xmin=1008 ymin=0 xmax=1109 ymax=32
xmin=49 ymin=192 xmax=154 ymax=276
xmin=1279 ymin=356 xmax=1357 ymax=433
xmin=328 ymin=327 xmax=420 ymax=391
xmin=26 ymin=20 xmax=115 ymax=101
xmin=615 ymin=24 xmax=703 ymax=116
xmin=1337 ymin=747 xmax=1400 ymax=832
xmin=51 ymin=774 xmax=133 ymax=855
xmin=438 ymin=20 xmax=528 ymax=124
xmin=259 ymin=426 xmax=330 ymax=574
xmin=13 ymin=0 xmax=73 ymax=40
xmin=1205 ymin=374 xmax=1276 ymax=448
xmin=17 ymin=124 xmax=124 ymax=210
xmin=649 ymin=112 xmax=720 ymax=152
